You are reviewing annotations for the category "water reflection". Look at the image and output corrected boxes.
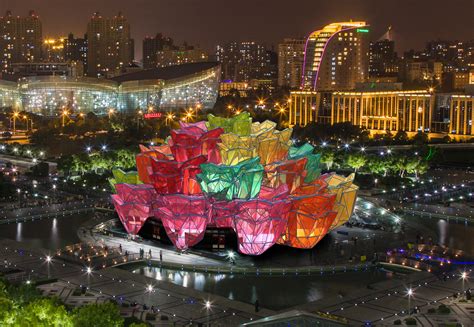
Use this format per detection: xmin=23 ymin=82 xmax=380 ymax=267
xmin=132 ymin=265 xmax=391 ymax=310
xmin=16 ymin=222 xmax=22 ymax=242
xmin=0 ymin=214 xmax=86 ymax=250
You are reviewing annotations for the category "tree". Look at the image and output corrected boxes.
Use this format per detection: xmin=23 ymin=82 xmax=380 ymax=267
xmin=393 ymin=130 xmax=408 ymax=143
xmin=413 ymin=131 xmax=429 ymax=146
xmin=73 ymin=302 xmax=123 ymax=327
xmin=320 ymin=151 xmax=335 ymax=170
xmin=346 ymin=153 xmax=367 ymax=172
xmin=14 ymin=298 xmax=73 ymax=327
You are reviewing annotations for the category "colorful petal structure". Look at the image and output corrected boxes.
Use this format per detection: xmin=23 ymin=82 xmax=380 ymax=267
xmin=233 ymin=185 xmax=291 ymax=255
xmin=197 ymin=157 xmax=263 ymax=201
xmin=207 ymin=112 xmax=252 ymax=135
xmin=111 ymin=112 xmax=358 ymax=255
xmin=324 ymin=173 xmax=358 ymax=230
xmin=288 ymin=143 xmax=322 ymax=183
xmin=111 ymin=184 xmax=158 ymax=234
xmin=153 ymin=195 xmax=209 ymax=250
xmin=109 ymin=169 xmax=142 ymax=192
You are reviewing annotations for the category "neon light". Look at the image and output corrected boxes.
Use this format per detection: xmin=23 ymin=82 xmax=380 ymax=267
xmin=144 ymin=113 xmax=162 ymax=119
xmin=357 ymin=28 xmax=369 ymax=33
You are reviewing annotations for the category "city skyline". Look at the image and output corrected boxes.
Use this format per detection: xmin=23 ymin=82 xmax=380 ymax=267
xmin=1 ymin=0 xmax=472 ymax=60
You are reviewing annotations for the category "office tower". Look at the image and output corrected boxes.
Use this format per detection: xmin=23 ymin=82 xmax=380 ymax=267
xmin=278 ymin=38 xmax=305 ymax=88
xmin=216 ymin=41 xmax=271 ymax=82
xmin=86 ymin=12 xmax=133 ymax=77
xmin=0 ymin=10 xmax=42 ymax=74
xmin=369 ymin=28 xmax=398 ymax=78
xmin=301 ymin=21 xmax=370 ymax=91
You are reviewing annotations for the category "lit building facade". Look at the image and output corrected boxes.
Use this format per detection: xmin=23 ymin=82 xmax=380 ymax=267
xmin=0 ymin=10 xmax=42 ymax=74
xmin=331 ymin=90 xmax=432 ymax=133
xmin=449 ymin=95 xmax=474 ymax=136
xmin=289 ymin=89 xmax=474 ymax=139
xmin=11 ymin=62 xmax=220 ymax=116
xmin=155 ymin=47 xmax=208 ymax=68
xmin=86 ymin=12 xmax=133 ymax=77
xmin=301 ymin=22 xmax=369 ymax=91
xmin=278 ymin=38 xmax=305 ymax=88
xmin=216 ymin=41 xmax=272 ymax=82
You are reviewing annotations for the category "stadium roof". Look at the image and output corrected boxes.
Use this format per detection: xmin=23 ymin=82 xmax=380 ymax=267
xmin=111 ymin=62 xmax=219 ymax=83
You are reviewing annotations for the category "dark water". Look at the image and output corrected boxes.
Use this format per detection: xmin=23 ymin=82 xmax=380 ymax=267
xmin=0 ymin=214 xmax=87 ymax=250
xmin=130 ymin=265 xmax=394 ymax=310
xmin=403 ymin=216 xmax=474 ymax=256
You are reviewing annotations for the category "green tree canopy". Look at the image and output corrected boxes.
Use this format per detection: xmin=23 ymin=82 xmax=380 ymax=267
xmin=73 ymin=302 xmax=124 ymax=327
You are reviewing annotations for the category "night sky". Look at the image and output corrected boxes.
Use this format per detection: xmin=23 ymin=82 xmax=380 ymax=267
xmin=1 ymin=0 xmax=472 ymax=60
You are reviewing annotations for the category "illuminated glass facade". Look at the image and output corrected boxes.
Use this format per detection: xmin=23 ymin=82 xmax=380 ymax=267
xmin=19 ymin=76 xmax=118 ymax=116
xmin=0 ymin=80 xmax=19 ymax=108
xmin=7 ymin=63 xmax=220 ymax=116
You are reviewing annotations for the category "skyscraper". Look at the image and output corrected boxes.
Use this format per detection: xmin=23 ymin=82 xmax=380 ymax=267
xmin=369 ymin=28 xmax=398 ymax=78
xmin=216 ymin=41 xmax=271 ymax=82
xmin=0 ymin=10 xmax=42 ymax=74
xmin=278 ymin=38 xmax=305 ymax=88
xmin=301 ymin=21 xmax=369 ymax=91
xmin=86 ymin=12 xmax=133 ymax=77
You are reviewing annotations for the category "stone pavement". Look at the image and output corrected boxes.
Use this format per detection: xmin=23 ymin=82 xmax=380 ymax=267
xmin=295 ymin=268 xmax=474 ymax=325
xmin=0 ymin=238 xmax=271 ymax=326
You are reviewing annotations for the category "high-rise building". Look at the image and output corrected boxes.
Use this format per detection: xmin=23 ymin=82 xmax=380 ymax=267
xmin=369 ymin=39 xmax=398 ymax=78
xmin=216 ymin=41 xmax=271 ymax=82
xmin=278 ymin=38 xmax=305 ymax=88
xmin=155 ymin=46 xmax=208 ymax=68
xmin=64 ymin=33 xmax=88 ymax=73
xmin=86 ymin=12 xmax=133 ymax=77
xmin=301 ymin=21 xmax=370 ymax=91
xmin=0 ymin=10 xmax=42 ymax=74
xmin=143 ymin=33 xmax=174 ymax=69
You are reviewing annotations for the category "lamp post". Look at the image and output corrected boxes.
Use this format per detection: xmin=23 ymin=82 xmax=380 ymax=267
xmin=11 ymin=112 xmax=19 ymax=134
xmin=86 ymin=266 xmax=92 ymax=289
xmin=461 ymin=271 xmax=468 ymax=298
xmin=146 ymin=284 xmax=154 ymax=309
xmin=45 ymin=255 xmax=52 ymax=279
xmin=407 ymin=288 xmax=414 ymax=316
xmin=61 ymin=110 xmax=69 ymax=128
xmin=205 ymin=301 xmax=211 ymax=326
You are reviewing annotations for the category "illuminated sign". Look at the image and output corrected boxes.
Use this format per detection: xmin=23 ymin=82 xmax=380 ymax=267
xmin=144 ymin=112 xmax=162 ymax=119
xmin=356 ymin=29 xmax=369 ymax=33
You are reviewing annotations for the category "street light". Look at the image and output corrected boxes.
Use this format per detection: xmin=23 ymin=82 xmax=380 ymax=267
xmin=46 ymin=255 xmax=52 ymax=278
xmin=86 ymin=266 xmax=92 ymax=289
xmin=461 ymin=271 xmax=468 ymax=298
xmin=205 ymin=301 xmax=211 ymax=326
xmin=407 ymin=288 xmax=414 ymax=315
xmin=61 ymin=110 xmax=69 ymax=128
xmin=11 ymin=112 xmax=19 ymax=134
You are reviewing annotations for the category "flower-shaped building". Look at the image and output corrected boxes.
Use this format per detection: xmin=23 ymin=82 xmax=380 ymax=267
xmin=111 ymin=112 xmax=358 ymax=255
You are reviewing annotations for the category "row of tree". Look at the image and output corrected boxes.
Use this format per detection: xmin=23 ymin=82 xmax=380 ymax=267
xmin=320 ymin=150 xmax=430 ymax=178
xmin=57 ymin=149 xmax=137 ymax=175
